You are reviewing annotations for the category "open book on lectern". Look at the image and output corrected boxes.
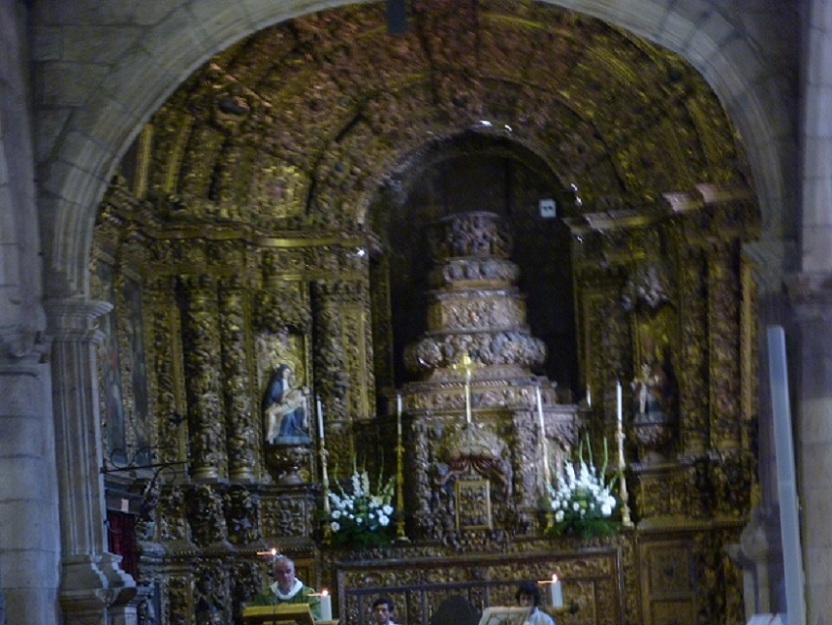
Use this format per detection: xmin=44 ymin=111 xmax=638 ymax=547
xmin=477 ymin=607 xmax=530 ymax=625
xmin=242 ymin=603 xmax=315 ymax=625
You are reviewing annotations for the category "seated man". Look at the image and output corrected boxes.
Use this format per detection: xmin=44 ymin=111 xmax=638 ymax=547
xmin=515 ymin=581 xmax=554 ymax=625
xmin=372 ymin=596 xmax=396 ymax=625
xmin=251 ymin=556 xmax=322 ymax=620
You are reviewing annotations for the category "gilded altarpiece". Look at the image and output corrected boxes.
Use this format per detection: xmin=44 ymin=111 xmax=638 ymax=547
xmin=93 ymin=170 xmax=757 ymax=625
xmin=566 ymin=185 xmax=759 ymax=625
xmin=92 ymin=180 xmax=380 ymax=625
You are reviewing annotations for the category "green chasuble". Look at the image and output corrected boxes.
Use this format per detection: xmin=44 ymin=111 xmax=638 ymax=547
xmin=251 ymin=582 xmax=322 ymax=621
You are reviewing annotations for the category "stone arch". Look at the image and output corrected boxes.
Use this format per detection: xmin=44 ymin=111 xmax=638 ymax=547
xmin=36 ymin=0 xmax=793 ymax=299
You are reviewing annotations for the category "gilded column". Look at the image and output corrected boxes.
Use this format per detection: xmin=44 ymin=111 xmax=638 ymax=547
xmin=146 ymin=275 xmax=187 ymax=466
xmin=678 ymin=246 xmax=709 ymax=455
xmin=219 ymin=275 xmax=257 ymax=482
xmin=181 ymin=275 xmax=226 ymax=481
xmin=708 ymin=242 xmax=742 ymax=451
xmin=312 ymin=281 xmax=352 ymax=468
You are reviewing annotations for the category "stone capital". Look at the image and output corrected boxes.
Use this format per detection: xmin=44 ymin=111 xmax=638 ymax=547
xmin=0 ymin=326 xmax=51 ymax=366
xmin=743 ymin=238 xmax=797 ymax=295
xmin=785 ymin=271 xmax=832 ymax=321
xmin=44 ymin=297 xmax=113 ymax=343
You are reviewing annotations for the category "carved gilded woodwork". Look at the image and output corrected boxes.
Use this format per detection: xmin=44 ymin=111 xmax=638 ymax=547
xmin=225 ymin=485 xmax=262 ymax=546
xmin=639 ymin=540 xmax=698 ymax=625
xmin=181 ymin=275 xmax=226 ymax=481
xmin=708 ymin=242 xmax=743 ymax=451
xmin=334 ymin=543 xmax=627 ymax=625
xmin=260 ymin=488 xmax=320 ymax=540
xmin=92 ymin=181 xmax=757 ymax=625
xmin=675 ymin=246 xmax=709 ymax=455
xmin=88 ymin=2 xmax=763 ymax=621
xmin=219 ymin=278 xmax=258 ymax=482
xmin=400 ymin=212 xmax=577 ymax=544
xmin=187 ymin=484 xmax=228 ymax=546
xmin=159 ymin=486 xmax=189 ymax=543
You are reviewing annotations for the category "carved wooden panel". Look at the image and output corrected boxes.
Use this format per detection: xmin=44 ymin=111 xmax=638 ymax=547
xmin=455 ymin=479 xmax=492 ymax=530
xmin=334 ymin=546 xmax=623 ymax=625
xmin=639 ymin=540 xmax=696 ymax=625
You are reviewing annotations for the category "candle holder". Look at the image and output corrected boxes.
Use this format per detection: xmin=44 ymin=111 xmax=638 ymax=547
xmin=317 ymin=395 xmax=332 ymax=540
xmin=451 ymin=353 xmax=480 ymax=424
xmin=394 ymin=393 xmax=409 ymax=542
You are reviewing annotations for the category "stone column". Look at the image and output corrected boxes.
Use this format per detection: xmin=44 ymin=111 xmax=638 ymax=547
xmin=46 ymin=298 xmax=136 ymax=624
xmin=0 ymin=329 xmax=57 ymax=625
xmin=181 ymin=275 xmax=226 ymax=481
xmin=788 ymin=276 xmax=832 ymax=622
xmin=797 ymin=2 xmax=832 ymax=620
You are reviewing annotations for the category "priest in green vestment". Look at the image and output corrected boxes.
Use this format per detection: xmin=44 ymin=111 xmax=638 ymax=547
xmin=251 ymin=556 xmax=322 ymax=620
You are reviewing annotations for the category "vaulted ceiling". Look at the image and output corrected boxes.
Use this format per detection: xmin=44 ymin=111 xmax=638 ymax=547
xmin=138 ymin=0 xmax=750 ymax=233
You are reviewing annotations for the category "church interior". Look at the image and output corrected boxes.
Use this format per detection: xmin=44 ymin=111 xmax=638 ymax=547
xmin=92 ymin=4 xmax=761 ymax=624
xmin=3 ymin=1 xmax=825 ymax=624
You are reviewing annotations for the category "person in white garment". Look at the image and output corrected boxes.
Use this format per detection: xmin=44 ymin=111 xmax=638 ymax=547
xmin=515 ymin=581 xmax=554 ymax=625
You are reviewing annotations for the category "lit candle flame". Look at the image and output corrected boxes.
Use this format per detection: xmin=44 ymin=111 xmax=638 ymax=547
xmin=256 ymin=547 xmax=278 ymax=556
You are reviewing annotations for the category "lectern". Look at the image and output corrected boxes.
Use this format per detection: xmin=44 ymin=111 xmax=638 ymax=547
xmin=243 ymin=603 xmax=315 ymax=625
xmin=477 ymin=607 xmax=530 ymax=625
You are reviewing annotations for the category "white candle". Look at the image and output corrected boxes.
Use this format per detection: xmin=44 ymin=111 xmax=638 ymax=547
xmin=550 ymin=575 xmax=563 ymax=608
xmin=319 ymin=590 xmax=332 ymax=621
xmin=317 ymin=397 xmax=325 ymax=441
xmin=586 ymin=385 xmax=591 ymax=407
xmin=616 ymin=380 xmax=625 ymax=469
xmin=396 ymin=394 xmax=403 ymax=437
xmin=536 ymin=386 xmax=551 ymax=486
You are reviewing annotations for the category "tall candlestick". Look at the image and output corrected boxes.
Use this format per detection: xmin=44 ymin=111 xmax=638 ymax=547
xmin=395 ymin=396 xmax=408 ymax=541
xmin=615 ymin=381 xmax=625 ymax=468
xmin=317 ymin=396 xmax=331 ymax=530
xmin=615 ymin=379 xmax=632 ymax=526
xmin=319 ymin=590 xmax=332 ymax=621
xmin=464 ymin=369 xmax=472 ymax=424
xmin=536 ymin=386 xmax=551 ymax=487
xmin=317 ymin=396 xmax=325 ymax=441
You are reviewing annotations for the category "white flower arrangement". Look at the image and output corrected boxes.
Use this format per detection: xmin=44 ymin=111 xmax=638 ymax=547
xmin=327 ymin=465 xmax=396 ymax=548
xmin=546 ymin=436 xmax=620 ymax=538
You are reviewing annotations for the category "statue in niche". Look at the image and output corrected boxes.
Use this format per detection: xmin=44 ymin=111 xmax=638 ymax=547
xmin=630 ymin=335 xmax=676 ymax=461
xmin=631 ymin=336 xmax=673 ymax=423
xmin=263 ymin=364 xmax=310 ymax=445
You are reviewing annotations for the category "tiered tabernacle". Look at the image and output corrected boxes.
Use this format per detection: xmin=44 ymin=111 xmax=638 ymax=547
xmin=401 ymin=212 xmax=579 ymax=543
